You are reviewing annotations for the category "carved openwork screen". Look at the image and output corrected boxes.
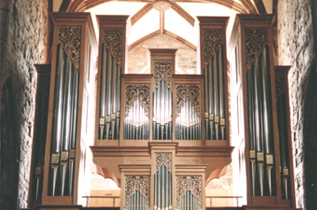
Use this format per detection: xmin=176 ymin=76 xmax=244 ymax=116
xmin=49 ymin=26 xmax=81 ymax=196
xmin=123 ymin=76 xmax=151 ymax=140
xmin=245 ymin=28 xmax=275 ymax=197
xmin=176 ymin=176 xmax=202 ymax=210
xmin=124 ymin=176 xmax=150 ymax=210
xmin=174 ymin=77 xmax=202 ymax=140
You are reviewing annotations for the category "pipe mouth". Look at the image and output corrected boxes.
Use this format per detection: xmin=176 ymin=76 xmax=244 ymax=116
xmin=153 ymin=0 xmax=171 ymax=11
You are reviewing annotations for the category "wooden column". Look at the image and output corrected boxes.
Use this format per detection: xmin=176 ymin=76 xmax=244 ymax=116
xmin=29 ymin=64 xmax=51 ymax=207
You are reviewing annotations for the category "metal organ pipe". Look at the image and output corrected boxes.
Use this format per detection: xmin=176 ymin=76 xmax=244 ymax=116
xmin=99 ymin=46 xmax=121 ymax=140
xmin=203 ymin=46 xmax=226 ymax=140
xmin=154 ymin=166 xmax=172 ymax=210
xmin=50 ymin=45 xmax=79 ymax=196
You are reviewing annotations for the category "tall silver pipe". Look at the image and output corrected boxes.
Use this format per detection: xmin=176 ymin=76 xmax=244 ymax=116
xmin=213 ymin=54 xmax=219 ymax=140
xmin=100 ymin=47 xmax=108 ymax=139
xmin=218 ymin=47 xmax=225 ymax=140
xmin=208 ymin=62 xmax=214 ymax=139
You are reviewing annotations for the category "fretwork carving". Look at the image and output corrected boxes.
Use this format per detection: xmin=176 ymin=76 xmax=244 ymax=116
xmin=155 ymin=153 xmax=172 ymax=173
xmin=103 ymin=28 xmax=123 ymax=65
xmin=202 ymin=29 xmax=223 ymax=66
xmin=125 ymin=84 xmax=150 ymax=117
xmin=176 ymin=176 xmax=202 ymax=206
xmin=153 ymin=61 xmax=172 ymax=89
xmin=275 ymin=76 xmax=286 ymax=99
xmin=175 ymin=85 xmax=200 ymax=118
xmin=245 ymin=28 xmax=268 ymax=70
xmin=125 ymin=176 xmax=150 ymax=205
xmin=58 ymin=26 xmax=81 ymax=69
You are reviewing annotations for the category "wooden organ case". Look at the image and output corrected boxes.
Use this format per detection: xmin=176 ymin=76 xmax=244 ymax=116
xmin=91 ymin=16 xmax=232 ymax=210
xmin=30 ymin=11 xmax=298 ymax=210
xmin=228 ymin=15 xmax=297 ymax=210
xmin=39 ymin=13 xmax=98 ymax=206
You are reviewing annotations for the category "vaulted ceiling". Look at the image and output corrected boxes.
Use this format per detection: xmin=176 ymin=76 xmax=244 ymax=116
xmin=57 ymin=0 xmax=271 ymax=50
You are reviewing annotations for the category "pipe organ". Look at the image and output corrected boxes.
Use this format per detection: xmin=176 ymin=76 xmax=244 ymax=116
xmin=228 ymin=14 xmax=296 ymax=208
xmin=30 ymin=12 xmax=297 ymax=210
xmin=198 ymin=17 xmax=229 ymax=141
xmin=39 ymin=13 xmax=97 ymax=205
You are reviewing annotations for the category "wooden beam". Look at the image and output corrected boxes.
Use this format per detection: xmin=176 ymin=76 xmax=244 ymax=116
xmin=253 ymin=0 xmax=267 ymax=14
xmin=59 ymin=0 xmax=71 ymax=12
xmin=73 ymin=0 xmax=249 ymax=14
xmin=170 ymin=3 xmax=195 ymax=27
xmin=160 ymin=11 xmax=165 ymax=35
xmin=128 ymin=30 xmax=161 ymax=50
xmin=131 ymin=3 xmax=154 ymax=26
xmin=164 ymin=30 xmax=196 ymax=50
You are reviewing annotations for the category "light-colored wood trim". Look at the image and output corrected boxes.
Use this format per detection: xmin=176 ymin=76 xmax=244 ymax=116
xmin=170 ymin=3 xmax=195 ymax=27
xmin=160 ymin=11 xmax=165 ymax=35
xmin=69 ymin=0 xmax=251 ymax=15
xmin=128 ymin=30 xmax=160 ymax=50
xmin=163 ymin=30 xmax=197 ymax=50
xmin=131 ymin=3 xmax=153 ymax=26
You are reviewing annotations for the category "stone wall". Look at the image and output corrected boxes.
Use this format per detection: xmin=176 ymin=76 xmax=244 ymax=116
xmin=277 ymin=0 xmax=315 ymax=209
xmin=128 ymin=34 xmax=197 ymax=74
xmin=0 ymin=0 xmax=49 ymax=208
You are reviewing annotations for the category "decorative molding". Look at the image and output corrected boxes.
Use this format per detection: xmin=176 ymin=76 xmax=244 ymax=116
xmin=175 ymin=85 xmax=200 ymax=118
xmin=155 ymin=153 xmax=172 ymax=173
xmin=245 ymin=28 xmax=268 ymax=70
xmin=202 ymin=29 xmax=223 ymax=66
xmin=58 ymin=26 xmax=81 ymax=69
xmin=125 ymin=84 xmax=150 ymax=117
xmin=125 ymin=176 xmax=150 ymax=205
xmin=102 ymin=28 xmax=123 ymax=65
xmin=275 ymin=76 xmax=285 ymax=99
xmin=176 ymin=176 xmax=202 ymax=206
xmin=153 ymin=61 xmax=172 ymax=89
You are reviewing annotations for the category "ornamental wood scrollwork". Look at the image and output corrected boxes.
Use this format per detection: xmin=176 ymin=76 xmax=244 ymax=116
xmin=202 ymin=29 xmax=223 ymax=66
xmin=176 ymin=176 xmax=202 ymax=206
xmin=245 ymin=28 xmax=268 ymax=70
xmin=58 ymin=27 xmax=81 ymax=69
xmin=125 ymin=176 xmax=150 ymax=205
xmin=155 ymin=153 xmax=172 ymax=173
xmin=175 ymin=85 xmax=200 ymax=118
xmin=153 ymin=61 xmax=172 ymax=89
xmin=125 ymin=84 xmax=150 ymax=117
xmin=103 ymin=28 xmax=123 ymax=65
xmin=275 ymin=76 xmax=286 ymax=99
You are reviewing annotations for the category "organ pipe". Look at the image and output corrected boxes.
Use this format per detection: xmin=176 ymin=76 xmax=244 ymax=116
xmin=153 ymin=79 xmax=173 ymax=140
xmin=246 ymin=30 xmax=276 ymax=196
xmin=154 ymin=165 xmax=172 ymax=210
xmin=99 ymin=45 xmax=121 ymax=139
xmin=203 ymin=46 xmax=226 ymax=140
xmin=50 ymin=44 xmax=79 ymax=196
